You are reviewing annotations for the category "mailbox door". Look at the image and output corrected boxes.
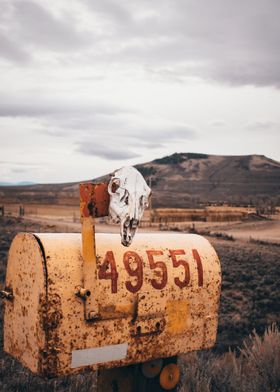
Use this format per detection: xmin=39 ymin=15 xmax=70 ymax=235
xmin=4 ymin=233 xmax=47 ymax=374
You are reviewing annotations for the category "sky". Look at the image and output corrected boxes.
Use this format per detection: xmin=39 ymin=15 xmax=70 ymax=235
xmin=0 ymin=0 xmax=279 ymax=184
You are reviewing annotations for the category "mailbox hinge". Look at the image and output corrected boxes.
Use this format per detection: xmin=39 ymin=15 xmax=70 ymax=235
xmin=0 ymin=288 xmax=14 ymax=301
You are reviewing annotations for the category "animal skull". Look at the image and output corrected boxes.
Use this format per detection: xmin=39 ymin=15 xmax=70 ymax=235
xmin=108 ymin=166 xmax=151 ymax=247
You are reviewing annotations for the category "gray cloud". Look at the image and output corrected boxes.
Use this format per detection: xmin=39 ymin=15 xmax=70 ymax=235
xmin=1 ymin=0 xmax=279 ymax=182
xmin=0 ymin=0 xmax=88 ymax=61
xmin=45 ymin=119 xmax=197 ymax=147
xmin=85 ymin=0 xmax=132 ymax=24
xmin=246 ymin=121 xmax=278 ymax=132
xmin=0 ymin=30 xmax=30 ymax=62
xmin=137 ymin=141 xmax=164 ymax=149
xmin=0 ymin=160 xmax=44 ymax=177
xmin=85 ymin=0 xmax=280 ymax=88
xmin=210 ymin=120 xmax=229 ymax=128
xmin=11 ymin=167 xmax=31 ymax=173
xmin=15 ymin=1 xmax=88 ymax=51
xmin=0 ymin=92 xmax=197 ymax=148
xmin=77 ymin=142 xmax=140 ymax=160
xmin=23 ymin=101 xmax=197 ymax=159
xmin=1 ymin=0 xmax=279 ymax=87
xmin=130 ymin=125 xmax=197 ymax=142
xmin=0 ymin=96 xmax=122 ymax=118
xmin=0 ymin=160 xmax=43 ymax=168
xmin=74 ymin=123 xmax=196 ymax=161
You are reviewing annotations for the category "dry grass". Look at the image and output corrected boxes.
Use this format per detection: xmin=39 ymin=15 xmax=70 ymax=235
xmin=179 ymin=324 xmax=280 ymax=392
xmin=0 ymin=355 xmax=97 ymax=392
xmin=249 ymin=238 xmax=280 ymax=247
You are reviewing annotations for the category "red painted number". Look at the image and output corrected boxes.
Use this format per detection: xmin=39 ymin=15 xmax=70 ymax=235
xmin=98 ymin=251 xmax=119 ymax=293
xmin=192 ymin=249 xmax=203 ymax=286
xmin=169 ymin=249 xmax=190 ymax=288
xmin=98 ymin=248 xmax=204 ymax=293
xmin=123 ymin=251 xmax=143 ymax=293
xmin=146 ymin=250 xmax=168 ymax=290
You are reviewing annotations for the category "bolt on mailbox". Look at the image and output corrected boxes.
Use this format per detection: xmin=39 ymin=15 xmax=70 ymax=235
xmin=2 ymin=181 xmax=221 ymax=388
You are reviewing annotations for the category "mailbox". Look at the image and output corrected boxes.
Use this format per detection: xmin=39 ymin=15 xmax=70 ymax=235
xmin=3 ymin=231 xmax=221 ymax=378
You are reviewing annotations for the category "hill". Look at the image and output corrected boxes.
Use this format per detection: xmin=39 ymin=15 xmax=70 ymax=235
xmin=136 ymin=153 xmax=280 ymax=207
xmin=0 ymin=153 xmax=280 ymax=208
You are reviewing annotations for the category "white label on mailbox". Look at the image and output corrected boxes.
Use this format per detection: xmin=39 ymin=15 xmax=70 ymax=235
xmin=71 ymin=343 xmax=128 ymax=368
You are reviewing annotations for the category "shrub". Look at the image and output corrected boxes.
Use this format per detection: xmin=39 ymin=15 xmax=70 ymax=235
xmin=153 ymin=153 xmax=209 ymax=165
xmin=249 ymin=238 xmax=280 ymax=247
xmin=179 ymin=324 xmax=280 ymax=392
xmin=240 ymin=324 xmax=280 ymax=391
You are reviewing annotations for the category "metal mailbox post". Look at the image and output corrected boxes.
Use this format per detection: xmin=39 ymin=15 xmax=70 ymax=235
xmin=2 ymin=183 xmax=221 ymax=391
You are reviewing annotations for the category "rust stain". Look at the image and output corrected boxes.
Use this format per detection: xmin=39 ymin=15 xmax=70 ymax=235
xmin=166 ymin=299 xmax=190 ymax=335
xmin=40 ymin=293 xmax=63 ymax=377
xmin=80 ymin=183 xmax=109 ymax=218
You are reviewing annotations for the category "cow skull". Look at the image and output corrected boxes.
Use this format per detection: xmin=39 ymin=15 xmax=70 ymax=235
xmin=108 ymin=166 xmax=151 ymax=246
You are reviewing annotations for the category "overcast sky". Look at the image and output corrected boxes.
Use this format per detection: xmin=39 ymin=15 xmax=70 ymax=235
xmin=0 ymin=0 xmax=279 ymax=183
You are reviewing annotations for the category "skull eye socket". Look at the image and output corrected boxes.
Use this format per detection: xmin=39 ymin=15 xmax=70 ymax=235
xmin=110 ymin=178 xmax=120 ymax=193
xmin=120 ymin=190 xmax=129 ymax=205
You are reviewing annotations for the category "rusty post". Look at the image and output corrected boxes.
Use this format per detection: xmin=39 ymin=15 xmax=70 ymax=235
xmin=80 ymin=183 xmax=110 ymax=220
xmin=79 ymin=183 xmax=110 ymax=320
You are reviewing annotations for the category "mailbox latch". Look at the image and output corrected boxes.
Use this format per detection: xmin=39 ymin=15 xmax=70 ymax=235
xmin=131 ymin=292 xmax=166 ymax=337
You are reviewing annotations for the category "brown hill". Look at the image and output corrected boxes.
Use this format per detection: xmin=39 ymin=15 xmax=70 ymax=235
xmin=136 ymin=153 xmax=280 ymax=207
xmin=0 ymin=153 xmax=280 ymax=208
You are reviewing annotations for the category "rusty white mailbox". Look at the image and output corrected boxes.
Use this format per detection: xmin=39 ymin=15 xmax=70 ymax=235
xmin=2 ymin=183 xmax=221 ymax=388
